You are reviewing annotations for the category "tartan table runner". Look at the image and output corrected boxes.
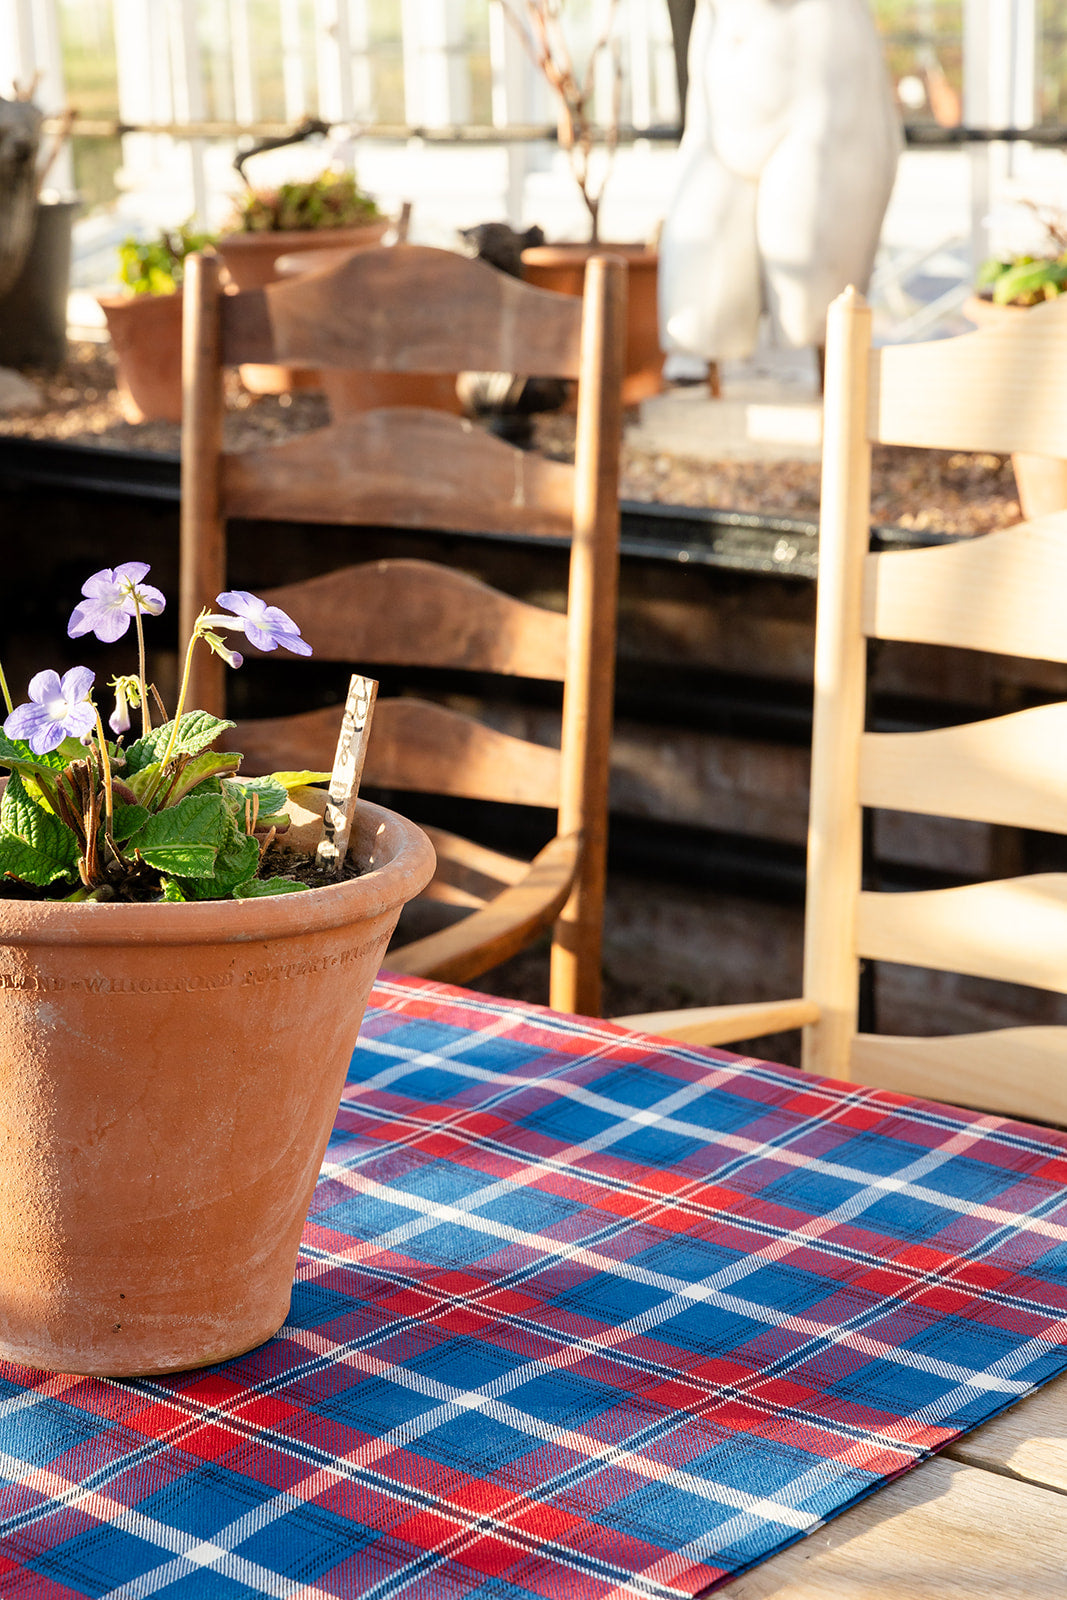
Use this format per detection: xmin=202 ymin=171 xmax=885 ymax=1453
xmin=3 ymin=975 xmax=1067 ymax=1598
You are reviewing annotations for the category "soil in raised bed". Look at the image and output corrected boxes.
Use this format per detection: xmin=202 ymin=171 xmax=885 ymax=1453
xmin=0 ymin=340 xmax=1022 ymax=535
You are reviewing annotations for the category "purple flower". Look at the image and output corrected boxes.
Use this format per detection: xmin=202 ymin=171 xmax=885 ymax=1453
xmin=216 ymin=591 xmax=313 ymax=656
xmin=68 ymin=562 xmax=166 ymax=644
xmin=4 ymin=667 xmax=96 ymax=755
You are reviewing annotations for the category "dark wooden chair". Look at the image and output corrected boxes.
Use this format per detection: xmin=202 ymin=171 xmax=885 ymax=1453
xmin=179 ymin=243 xmax=626 ymax=1014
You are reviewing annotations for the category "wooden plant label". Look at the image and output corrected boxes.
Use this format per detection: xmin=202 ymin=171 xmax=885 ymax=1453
xmin=315 ymin=674 xmax=378 ymax=875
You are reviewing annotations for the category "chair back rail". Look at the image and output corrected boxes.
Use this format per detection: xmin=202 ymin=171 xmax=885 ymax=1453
xmin=234 ymin=697 xmax=563 ymax=809
xmin=246 ymin=561 xmax=569 ymax=679
xmin=862 ymin=519 xmax=1067 ymax=659
xmin=849 ymin=1029 xmax=1067 ymax=1124
xmin=858 ymin=704 xmax=1067 ymax=833
xmin=616 ymin=283 xmax=1067 ymax=1113
xmin=222 ymin=245 xmax=586 ymax=376
xmin=856 ymin=875 xmax=1067 ymax=993
xmin=802 ymin=285 xmax=1067 ymax=1096
xmin=871 ymin=294 xmax=1067 ymax=457
xmin=219 ymin=413 xmax=576 ymax=536
xmin=180 ymin=244 xmax=626 ymax=1014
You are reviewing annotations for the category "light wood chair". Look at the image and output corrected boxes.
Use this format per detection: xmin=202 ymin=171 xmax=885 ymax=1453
xmin=179 ymin=244 xmax=626 ymax=1015
xmin=616 ymin=286 xmax=1067 ymax=1122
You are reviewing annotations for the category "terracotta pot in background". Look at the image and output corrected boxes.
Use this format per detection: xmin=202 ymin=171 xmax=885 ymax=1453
xmin=521 ymin=242 xmax=663 ymax=406
xmin=0 ymin=795 xmax=434 ymax=1377
xmin=217 ymin=220 xmax=390 ymax=394
xmin=97 ymin=290 xmax=184 ymax=424
xmin=963 ymin=293 xmax=1067 ymax=519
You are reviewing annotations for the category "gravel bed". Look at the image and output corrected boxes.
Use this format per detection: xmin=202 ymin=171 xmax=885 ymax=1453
xmin=0 ymin=341 xmax=1022 ymax=535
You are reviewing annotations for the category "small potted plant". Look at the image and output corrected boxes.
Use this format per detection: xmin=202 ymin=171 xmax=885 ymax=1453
xmin=97 ymin=223 xmax=216 ymax=422
xmin=496 ymin=0 xmax=662 ymax=402
xmin=0 ymin=562 xmax=434 ymax=1377
xmin=965 ymin=204 xmax=1067 ymax=517
xmin=215 ymin=167 xmax=387 ymax=392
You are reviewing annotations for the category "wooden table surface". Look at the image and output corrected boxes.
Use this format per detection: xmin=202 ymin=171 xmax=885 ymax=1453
xmin=727 ymin=1372 xmax=1067 ymax=1597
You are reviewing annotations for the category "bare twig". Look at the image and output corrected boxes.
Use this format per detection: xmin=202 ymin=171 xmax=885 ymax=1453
xmin=496 ymin=0 xmax=621 ymax=244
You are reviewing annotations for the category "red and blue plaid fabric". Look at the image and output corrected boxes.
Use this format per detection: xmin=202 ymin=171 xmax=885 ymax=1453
xmin=3 ymin=973 xmax=1067 ymax=1598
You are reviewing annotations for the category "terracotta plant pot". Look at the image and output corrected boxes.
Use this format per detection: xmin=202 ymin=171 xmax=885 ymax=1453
xmin=275 ymin=244 xmax=463 ymax=417
xmin=0 ymin=795 xmax=434 ymax=1378
xmin=521 ymin=242 xmax=663 ymax=406
xmin=963 ymin=293 xmax=1067 ymax=519
xmin=217 ymin=220 xmax=390 ymax=395
xmin=98 ymin=290 xmax=184 ymax=424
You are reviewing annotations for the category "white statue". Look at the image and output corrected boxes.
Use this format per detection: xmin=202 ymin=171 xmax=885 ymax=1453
xmin=659 ymin=0 xmax=902 ymax=364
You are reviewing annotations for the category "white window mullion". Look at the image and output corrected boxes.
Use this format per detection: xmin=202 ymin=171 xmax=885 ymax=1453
xmin=230 ymin=0 xmax=258 ymax=127
xmin=167 ymin=0 xmax=209 ymax=223
xmin=401 ymin=0 xmax=469 ymax=128
xmin=315 ymin=0 xmax=353 ymax=124
xmin=490 ymin=0 xmax=540 ymax=223
xmin=280 ymin=0 xmax=308 ymax=122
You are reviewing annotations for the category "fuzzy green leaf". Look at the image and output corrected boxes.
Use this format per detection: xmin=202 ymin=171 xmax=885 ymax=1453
xmin=124 ymin=762 xmax=163 ymax=802
xmin=0 ymin=772 xmax=79 ymax=886
xmin=139 ymin=844 xmax=217 ymax=877
xmin=159 ymin=878 xmax=188 ymax=902
xmin=234 ymin=875 xmax=311 ymax=897
xmin=111 ymin=801 xmax=150 ymax=843
xmin=125 ymin=712 xmax=235 ymax=774
xmin=127 ymin=791 xmax=229 ymax=876
xmin=224 ymin=775 xmax=288 ymax=818
xmin=174 ymin=821 xmax=259 ymax=901
xmin=270 ymin=770 xmax=331 ymax=791
xmin=0 ymin=731 xmax=89 ymax=777
xmin=166 ymin=751 xmax=242 ymax=805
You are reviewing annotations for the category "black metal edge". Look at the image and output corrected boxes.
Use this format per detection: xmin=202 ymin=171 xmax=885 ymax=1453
xmin=0 ymin=436 xmax=961 ymax=577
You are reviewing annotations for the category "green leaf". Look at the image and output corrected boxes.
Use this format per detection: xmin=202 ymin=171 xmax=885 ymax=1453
xmin=224 ymin=775 xmax=289 ymax=818
xmin=234 ymin=875 xmax=311 ymax=897
xmin=111 ymin=801 xmax=150 ymax=843
xmin=159 ymin=878 xmax=188 ymax=902
xmin=127 ymin=791 xmax=229 ymax=876
xmin=139 ymin=843 xmax=217 ymax=877
xmin=0 ymin=772 xmax=79 ymax=886
xmin=0 ymin=731 xmax=88 ymax=778
xmin=991 ymin=258 xmax=1067 ymax=305
xmin=166 ymin=751 xmax=241 ymax=805
xmin=124 ymin=762 xmax=163 ymax=802
xmin=174 ymin=821 xmax=259 ymax=901
xmin=270 ymin=770 xmax=331 ymax=791
xmin=125 ymin=712 xmax=236 ymax=774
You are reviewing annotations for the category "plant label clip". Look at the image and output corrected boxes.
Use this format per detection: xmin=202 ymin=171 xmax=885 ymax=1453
xmin=316 ymin=674 xmax=378 ymax=875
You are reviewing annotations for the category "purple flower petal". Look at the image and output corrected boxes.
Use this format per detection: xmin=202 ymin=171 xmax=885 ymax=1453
xmin=26 ymin=669 xmax=62 ymax=704
xmin=216 ymin=590 xmax=312 ymax=656
xmin=68 ymin=563 xmax=166 ymax=641
xmin=3 ymin=666 xmax=96 ymax=754
xmin=62 ymin=665 xmax=96 ymax=705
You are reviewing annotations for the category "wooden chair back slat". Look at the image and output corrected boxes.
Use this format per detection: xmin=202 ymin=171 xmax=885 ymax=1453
xmin=220 ymin=244 xmax=586 ymax=375
xmin=799 ymin=286 xmax=1067 ymax=1104
xmin=855 ymin=876 xmax=1067 ymax=996
xmin=182 ymin=245 xmax=625 ymax=1015
xmin=849 ymin=1028 xmax=1067 ymax=1124
xmin=235 ymin=697 xmax=562 ymax=809
xmin=252 ymin=561 xmax=569 ymax=678
xmin=858 ymin=704 xmax=1067 ymax=833
xmin=861 ymin=518 xmax=1067 ymax=660
xmin=870 ymin=294 xmax=1067 ymax=456
xmin=219 ymin=413 xmax=576 ymax=537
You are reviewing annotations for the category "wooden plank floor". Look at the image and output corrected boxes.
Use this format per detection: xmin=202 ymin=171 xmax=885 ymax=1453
xmin=725 ymin=1373 xmax=1067 ymax=1597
